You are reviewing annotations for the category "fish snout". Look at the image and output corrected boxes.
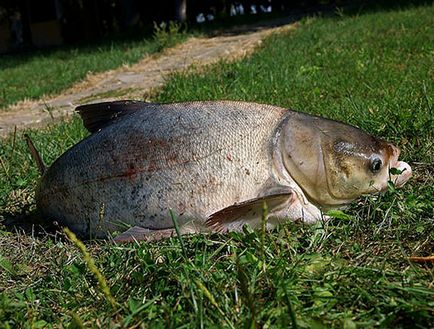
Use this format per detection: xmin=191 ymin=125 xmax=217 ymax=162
xmin=387 ymin=143 xmax=411 ymax=187
xmin=390 ymin=161 xmax=412 ymax=187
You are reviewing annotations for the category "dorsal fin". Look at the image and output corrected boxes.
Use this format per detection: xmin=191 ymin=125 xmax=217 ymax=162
xmin=75 ymin=100 xmax=157 ymax=133
xmin=24 ymin=134 xmax=46 ymax=175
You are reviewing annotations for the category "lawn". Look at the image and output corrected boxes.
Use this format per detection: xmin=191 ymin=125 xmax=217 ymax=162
xmin=0 ymin=2 xmax=433 ymax=328
xmin=0 ymin=24 xmax=186 ymax=110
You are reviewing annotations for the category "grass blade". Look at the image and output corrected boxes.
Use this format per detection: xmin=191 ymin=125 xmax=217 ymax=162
xmin=64 ymin=228 xmax=117 ymax=309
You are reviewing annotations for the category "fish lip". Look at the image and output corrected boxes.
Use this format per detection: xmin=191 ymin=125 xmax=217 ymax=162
xmin=390 ymin=161 xmax=412 ymax=187
xmin=388 ymin=145 xmax=412 ymax=187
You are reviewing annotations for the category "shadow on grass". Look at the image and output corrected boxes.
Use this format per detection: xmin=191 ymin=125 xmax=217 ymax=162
xmin=0 ymin=208 xmax=60 ymax=238
xmin=0 ymin=38 xmax=157 ymax=71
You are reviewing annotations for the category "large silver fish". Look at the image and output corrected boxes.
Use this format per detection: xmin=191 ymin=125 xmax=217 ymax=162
xmin=31 ymin=101 xmax=412 ymax=241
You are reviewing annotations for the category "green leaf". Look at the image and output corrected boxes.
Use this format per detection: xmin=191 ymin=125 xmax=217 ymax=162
xmin=389 ymin=167 xmax=403 ymax=175
xmin=33 ymin=320 xmax=47 ymax=329
xmin=25 ymin=288 xmax=35 ymax=302
xmin=325 ymin=210 xmax=352 ymax=221
xmin=0 ymin=254 xmax=15 ymax=275
xmin=343 ymin=318 xmax=357 ymax=329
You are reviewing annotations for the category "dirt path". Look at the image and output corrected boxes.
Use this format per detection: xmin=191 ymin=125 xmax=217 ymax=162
xmin=0 ymin=23 xmax=295 ymax=138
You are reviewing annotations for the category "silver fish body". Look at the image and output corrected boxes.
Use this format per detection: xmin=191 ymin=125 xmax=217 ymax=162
xmin=36 ymin=101 xmax=412 ymax=240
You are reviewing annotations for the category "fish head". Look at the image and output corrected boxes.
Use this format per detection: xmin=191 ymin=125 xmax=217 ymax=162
xmin=321 ymin=136 xmax=412 ymax=202
xmin=280 ymin=112 xmax=412 ymax=208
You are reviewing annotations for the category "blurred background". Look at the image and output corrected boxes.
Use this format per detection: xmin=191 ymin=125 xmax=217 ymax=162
xmin=0 ymin=0 xmax=345 ymax=53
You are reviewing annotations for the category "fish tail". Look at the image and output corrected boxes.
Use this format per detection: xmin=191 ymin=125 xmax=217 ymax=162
xmin=24 ymin=134 xmax=46 ymax=175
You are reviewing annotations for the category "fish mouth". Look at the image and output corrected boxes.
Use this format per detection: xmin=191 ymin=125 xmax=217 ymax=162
xmin=388 ymin=145 xmax=412 ymax=187
xmin=390 ymin=161 xmax=412 ymax=187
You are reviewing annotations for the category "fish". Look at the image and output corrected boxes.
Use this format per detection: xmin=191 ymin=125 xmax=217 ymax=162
xmin=30 ymin=100 xmax=412 ymax=242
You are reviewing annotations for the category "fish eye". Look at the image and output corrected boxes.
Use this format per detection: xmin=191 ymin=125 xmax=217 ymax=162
xmin=370 ymin=158 xmax=382 ymax=173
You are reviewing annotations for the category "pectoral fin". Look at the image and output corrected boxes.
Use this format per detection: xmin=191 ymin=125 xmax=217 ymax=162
xmin=206 ymin=189 xmax=295 ymax=233
xmin=113 ymin=226 xmax=175 ymax=243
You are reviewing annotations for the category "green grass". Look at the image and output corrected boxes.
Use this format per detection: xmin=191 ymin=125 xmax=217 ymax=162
xmin=1 ymin=3 xmax=433 ymax=328
xmin=0 ymin=25 xmax=187 ymax=110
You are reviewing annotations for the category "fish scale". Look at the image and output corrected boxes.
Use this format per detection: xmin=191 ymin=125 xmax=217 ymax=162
xmin=37 ymin=101 xmax=288 ymax=236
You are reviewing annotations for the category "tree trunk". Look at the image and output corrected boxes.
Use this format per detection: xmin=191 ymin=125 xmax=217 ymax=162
xmin=175 ymin=0 xmax=187 ymax=22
